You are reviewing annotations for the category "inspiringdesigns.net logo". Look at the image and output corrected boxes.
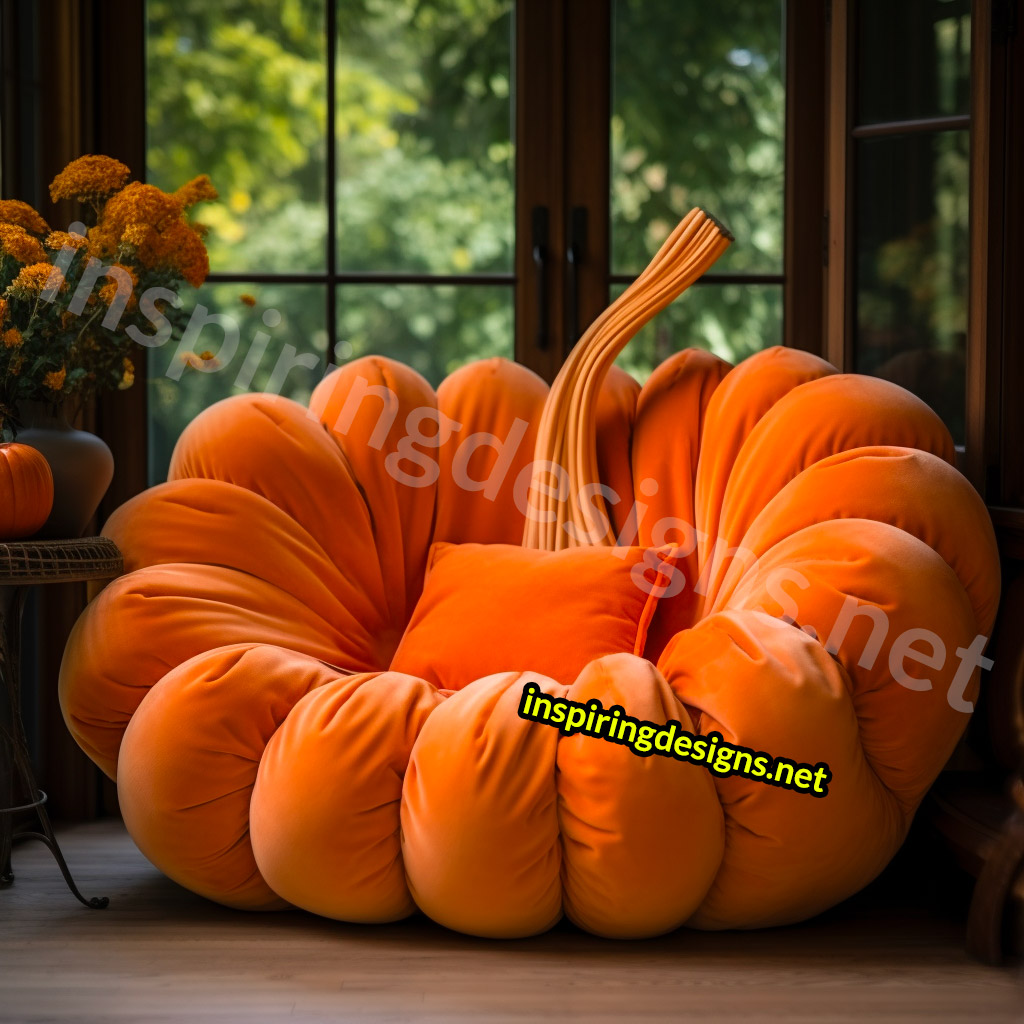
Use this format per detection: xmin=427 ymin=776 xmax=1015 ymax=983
xmin=517 ymin=683 xmax=832 ymax=797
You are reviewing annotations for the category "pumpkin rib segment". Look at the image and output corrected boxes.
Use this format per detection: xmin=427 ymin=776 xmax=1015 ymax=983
xmin=712 ymin=519 xmax=981 ymax=811
xmin=401 ymin=672 xmax=567 ymax=938
xmin=692 ymin=346 xmax=837 ymax=571
xmin=118 ymin=642 xmax=346 ymax=911
xmin=630 ymin=349 xmax=733 ymax=650
xmin=433 ymin=357 xmax=549 ymax=545
xmin=310 ymin=355 xmax=439 ymax=627
xmin=697 ymin=374 xmax=956 ymax=617
xmin=659 ymin=610 xmax=907 ymax=930
xmin=593 ymin=366 xmax=641 ymax=541
xmin=251 ymin=671 xmax=443 ymax=923
xmin=59 ymin=562 xmax=378 ymax=779
xmin=631 ymin=347 xmax=732 ymax=541
xmin=102 ymin=477 xmax=391 ymax=640
xmin=705 ymin=446 xmax=1000 ymax=635
xmin=168 ymin=393 xmax=388 ymax=610
xmin=556 ymin=653 xmax=724 ymax=938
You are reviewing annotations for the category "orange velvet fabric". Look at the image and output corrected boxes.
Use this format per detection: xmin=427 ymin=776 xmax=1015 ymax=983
xmin=59 ymin=347 xmax=1000 ymax=938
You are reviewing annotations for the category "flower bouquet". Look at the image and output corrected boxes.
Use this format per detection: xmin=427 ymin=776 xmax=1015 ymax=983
xmin=0 ymin=154 xmax=216 ymax=439
xmin=0 ymin=155 xmax=215 ymax=536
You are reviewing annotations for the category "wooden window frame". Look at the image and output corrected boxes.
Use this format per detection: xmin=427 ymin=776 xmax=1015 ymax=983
xmin=824 ymin=0 xmax=1023 ymax=519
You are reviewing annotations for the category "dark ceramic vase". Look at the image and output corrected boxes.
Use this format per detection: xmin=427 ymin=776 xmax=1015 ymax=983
xmin=16 ymin=402 xmax=114 ymax=539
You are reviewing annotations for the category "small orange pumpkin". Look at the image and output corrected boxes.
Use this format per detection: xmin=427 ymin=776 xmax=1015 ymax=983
xmin=0 ymin=442 xmax=54 ymax=541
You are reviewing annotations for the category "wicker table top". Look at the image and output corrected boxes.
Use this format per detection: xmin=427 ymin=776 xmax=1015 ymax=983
xmin=0 ymin=537 xmax=123 ymax=586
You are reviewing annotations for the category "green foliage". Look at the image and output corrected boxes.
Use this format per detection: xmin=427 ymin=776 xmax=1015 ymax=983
xmin=611 ymin=0 xmax=784 ymax=370
xmin=612 ymin=0 xmax=784 ymax=273
xmin=147 ymin=0 xmax=328 ymax=272
xmin=145 ymin=0 xmax=784 ymax=479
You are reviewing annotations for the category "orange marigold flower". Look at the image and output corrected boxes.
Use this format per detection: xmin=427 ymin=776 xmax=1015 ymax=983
xmin=239 ymin=293 xmax=256 ymax=307
xmin=118 ymin=356 xmax=135 ymax=391
xmin=49 ymin=154 xmax=131 ymax=203
xmin=44 ymin=230 xmax=88 ymax=251
xmin=98 ymin=282 xmax=122 ymax=307
xmin=166 ymin=222 xmax=210 ymax=288
xmin=60 ymin=310 xmax=76 ymax=329
xmin=101 ymin=182 xmax=182 ymax=234
xmin=174 ymin=174 xmax=218 ymax=208
xmin=87 ymin=180 xmax=211 ymax=287
xmin=6 ymin=262 xmax=65 ymax=298
xmin=133 ymin=218 xmax=209 ymax=287
xmin=98 ymin=264 xmax=138 ymax=310
xmin=0 ymin=223 xmax=48 ymax=265
xmin=0 ymin=199 xmax=50 ymax=236
xmin=120 ymin=222 xmax=154 ymax=251
xmin=44 ymin=366 xmax=67 ymax=391
xmin=2 ymin=327 xmax=22 ymax=349
xmin=0 ymin=297 xmax=8 ymax=324
xmin=6 ymin=262 xmax=65 ymax=299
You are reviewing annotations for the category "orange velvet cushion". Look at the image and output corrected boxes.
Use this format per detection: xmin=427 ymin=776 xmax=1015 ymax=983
xmin=390 ymin=542 xmax=677 ymax=691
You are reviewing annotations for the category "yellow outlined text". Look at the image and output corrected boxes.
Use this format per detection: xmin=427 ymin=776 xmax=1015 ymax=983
xmin=517 ymin=683 xmax=832 ymax=797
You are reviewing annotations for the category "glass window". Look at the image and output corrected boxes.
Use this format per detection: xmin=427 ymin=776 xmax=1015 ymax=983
xmin=147 ymin=0 xmax=329 ymax=274
xmin=857 ymin=0 xmax=971 ymax=125
xmin=853 ymin=130 xmax=969 ymax=443
xmin=336 ymin=0 xmax=514 ymax=274
xmin=144 ymin=0 xmax=514 ymax=485
xmin=851 ymin=0 xmax=971 ymax=444
xmin=612 ymin=282 xmax=782 ymax=380
xmin=337 ymin=284 xmax=512 ymax=384
xmin=610 ymin=0 xmax=785 ymax=376
xmin=145 ymin=0 xmax=790 ymax=479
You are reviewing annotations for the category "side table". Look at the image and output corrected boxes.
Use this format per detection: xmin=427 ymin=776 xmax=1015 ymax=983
xmin=0 ymin=537 xmax=123 ymax=909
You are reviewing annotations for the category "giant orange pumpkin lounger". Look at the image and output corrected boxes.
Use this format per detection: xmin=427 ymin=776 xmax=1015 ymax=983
xmin=59 ymin=210 xmax=1000 ymax=938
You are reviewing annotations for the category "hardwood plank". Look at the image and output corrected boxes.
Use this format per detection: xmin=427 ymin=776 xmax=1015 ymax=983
xmin=0 ymin=820 xmax=1021 ymax=1023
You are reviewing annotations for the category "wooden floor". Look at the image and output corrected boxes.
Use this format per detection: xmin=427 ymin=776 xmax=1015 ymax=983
xmin=0 ymin=820 xmax=1021 ymax=1023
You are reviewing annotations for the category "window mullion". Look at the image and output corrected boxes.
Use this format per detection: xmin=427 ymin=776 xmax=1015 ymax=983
xmin=563 ymin=0 xmax=611 ymax=355
xmin=784 ymin=0 xmax=828 ymax=355
xmin=515 ymin=0 xmax=567 ymax=383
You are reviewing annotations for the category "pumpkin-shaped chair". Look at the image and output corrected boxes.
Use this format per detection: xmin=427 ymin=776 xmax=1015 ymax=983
xmin=59 ymin=211 xmax=1000 ymax=938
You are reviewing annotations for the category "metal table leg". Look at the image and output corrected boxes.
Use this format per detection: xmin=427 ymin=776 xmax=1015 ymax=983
xmin=0 ymin=585 xmax=108 ymax=909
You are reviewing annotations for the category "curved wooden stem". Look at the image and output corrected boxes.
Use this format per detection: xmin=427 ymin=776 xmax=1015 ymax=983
xmin=523 ymin=208 xmax=731 ymax=551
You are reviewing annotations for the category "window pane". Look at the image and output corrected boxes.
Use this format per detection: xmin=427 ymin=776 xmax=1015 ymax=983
xmin=611 ymin=283 xmax=782 ymax=382
xmin=611 ymin=0 xmax=784 ymax=275
xmin=148 ymin=283 xmax=327 ymax=483
xmin=336 ymin=284 xmax=512 ymax=386
xmin=857 ymin=0 xmax=971 ymax=126
xmin=854 ymin=130 xmax=969 ymax=444
xmin=336 ymin=0 xmax=514 ymax=274
xmin=146 ymin=0 xmax=328 ymax=273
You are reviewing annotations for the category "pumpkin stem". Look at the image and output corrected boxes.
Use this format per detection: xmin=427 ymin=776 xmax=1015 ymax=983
xmin=523 ymin=208 xmax=731 ymax=551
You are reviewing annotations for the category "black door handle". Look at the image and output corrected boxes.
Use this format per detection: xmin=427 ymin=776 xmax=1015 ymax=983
xmin=531 ymin=206 xmax=549 ymax=352
xmin=566 ymin=206 xmax=587 ymax=346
